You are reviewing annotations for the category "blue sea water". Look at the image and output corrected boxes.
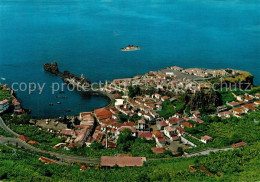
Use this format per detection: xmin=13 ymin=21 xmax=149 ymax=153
xmin=0 ymin=0 xmax=259 ymax=118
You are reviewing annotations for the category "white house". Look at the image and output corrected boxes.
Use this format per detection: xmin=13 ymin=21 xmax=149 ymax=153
xmin=115 ymin=99 xmax=124 ymax=106
xmin=0 ymin=99 xmax=9 ymax=112
xmin=201 ymin=135 xmax=212 ymax=144
xmin=138 ymin=120 xmax=146 ymax=130
xmin=164 ymin=126 xmax=176 ymax=139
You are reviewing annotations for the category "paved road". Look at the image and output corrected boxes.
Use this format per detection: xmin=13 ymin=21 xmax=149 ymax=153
xmin=0 ymin=136 xmax=100 ymax=164
xmin=184 ymin=147 xmax=233 ymax=157
xmin=0 ymin=117 xmax=19 ymax=137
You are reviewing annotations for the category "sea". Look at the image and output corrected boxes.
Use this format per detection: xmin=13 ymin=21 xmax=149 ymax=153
xmin=0 ymin=0 xmax=259 ymax=118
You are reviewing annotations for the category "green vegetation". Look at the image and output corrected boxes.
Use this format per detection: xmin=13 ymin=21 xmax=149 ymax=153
xmin=225 ymin=71 xmax=253 ymax=83
xmin=184 ymin=110 xmax=260 ymax=153
xmin=158 ymin=99 xmax=175 ymax=119
xmin=117 ymin=113 xmax=129 ymax=123
xmin=10 ymin=125 xmax=63 ymax=145
xmin=0 ymin=127 xmax=14 ymax=137
xmin=0 ymin=90 xmax=11 ymax=101
xmin=128 ymin=86 xmax=141 ymax=98
xmin=0 ymin=141 xmax=259 ymax=181
xmin=218 ymin=88 xmax=236 ymax=104
xmin=158 ymin=99 xmax=185 ymax=119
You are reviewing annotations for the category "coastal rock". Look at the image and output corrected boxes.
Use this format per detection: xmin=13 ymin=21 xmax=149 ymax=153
xmin=44 ymin=62 xmax=60 ymax=75
xmin=44 ymin=62 xmax=91 ymax=86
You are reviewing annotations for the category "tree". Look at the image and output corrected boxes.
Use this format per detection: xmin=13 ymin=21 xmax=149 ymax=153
xmin=177 ymin=147 xmax=183 ymax=154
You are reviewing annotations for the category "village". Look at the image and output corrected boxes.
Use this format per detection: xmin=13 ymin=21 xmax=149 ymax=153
xmin=0 ymin=66 xmax=260 ymax=167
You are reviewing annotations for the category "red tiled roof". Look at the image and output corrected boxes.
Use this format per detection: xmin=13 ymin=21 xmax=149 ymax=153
xmin=232 ymin=141 xmax=247 ymax=148
xmin=138 ymin=120 xmax=145 ymax=124
xmin=168 ymin=117 xmax=185 ymax=125
xmin=157 ymin=121 xmax=167 ymax=127
xmin=157 ymin=137 xmax=166 ymax=142
xmin=27 ymin=140 xmax=39 ymax=144
xmin=151 ymin=147 xmax=166 ymax=154
xmin=181 ymin=122 xmax=194 ymax=128
xmin=138 ymin=132 xmax=153 ymax=139
xmin=152 ymin=131 xmax=164 ymax=138
xmin=114 ymin=93 xmax=122 ymax=99
xmin=68 ymin=143 xmax=78 ymax=148
xmin=172 ymin=136 xmax=179 ymax=141
xmin=164 ymin=126 xmax=176 ymax=132
xmin=39 ymin=157 xmax=57 ymax=164
xmin=118 ymin=126 xmax=136 ymax=133
xmin=0 ymin=99 xmax=8 ymax=105
xmin=94 ymin=108 xmax=112 ymax=117
xmin=192 ymin=118 xmax=204 ymax=124
xmin=201 ymin=135 xmax=212 ymax=141
xmin=61 ymin=129 xmax=76 ymax=136
xmin=101 ymin=155 xmax=146 ymax=167
xmin=80 ymin=112 xmax=92 ymax=118
xmin=80 ymin=165 xmax=87 ymax=171
xmin=18 ymin=135 xmax=29 ymax=141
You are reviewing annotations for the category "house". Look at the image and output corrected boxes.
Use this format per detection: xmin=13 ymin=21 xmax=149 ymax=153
xmin=176 ymin=126 xmax=185 ymax=137
xmin=164 ymin=126 xmax=176 ymax=139
xmin=161 ymin=96 xmax=169 ymax=101
xmin=201 ymin=135 xmax=212 ymax=144
xmin=39 ymin=157 xmax=57 ymax=164
xmin=217 ymin=105 xmax=227 ymax=112
xmin=18 ymin=135 xmax=29 ymax=142
xmin=143 ymin=113 xmax=153 ymax=121
xmin=254 ymin=100 xmax=260 ymax=106
xmin=226 ymin=101 xmax=244 ymax=108
xmin=94 ymin=108 xmax=112 ymax=123
xmin=138 ymin=132 xmax=153 ymax=140
xmin=155 ymin=137 xmax=166 ymax=147
xmin=79 ymin=112 xmax=93 ymax=120
xmin=232 ymin=141 xmax=247 ymax=148
xmin=242 ymin=104 xmax=257 ymax=111
xmin=0 ymin=99 xmax=9 ymax=112
xmin=152 ymin=131 xmax=164 ymax=138
xmin=181 ymin=122 xmax=194 ymax=128
xmin=74 ymin=128 xmax=90 ymax=143
xmin=151 ymin=147 xmax=166 ymax=154
xmin=13 ymin=99 xmax=21 ymax=110
xmin=156 ymin=121 xmax=168 ymax=131
xmin=191 ymin=118 xmax=204 ymax=124
xmin=244 ymin=96 xmax=253 ymax=102
xmin=27 ymin=140 xmax=39 ymax=145
xmin=137 ymin=120 xmax=146 ymax=130
xmin=167 ymin=117 xmax=185 ymax=127
xmin=154 ymin=94 xmax=161 ymax=100
xmin=236 ymin=95 xmax=245 ymax=101
xmin=101 ymin=155 xmax=146 ymax=167
xmin=114 ymin=93 xmax=122 ymax=99
xmin=190 ymin=111 xmax=200 ymax=118
xmin=232 ymin=107 xmax=245 ymax=115
xmin=218 ymin=111 xmax=232 ymax=118
xmin=80 ymin=165 xmax=87 ymax=171
xmin=68 ymin=143 xmax=79 ymax=148
xmin=115 ymin=99 xmax=124 ymax=106
xmin=171 ymin=66 xmax=183 ymax=71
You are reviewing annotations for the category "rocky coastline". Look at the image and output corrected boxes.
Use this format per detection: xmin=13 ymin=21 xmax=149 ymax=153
xmin=44 ymin=62 xmax=91 ymax=86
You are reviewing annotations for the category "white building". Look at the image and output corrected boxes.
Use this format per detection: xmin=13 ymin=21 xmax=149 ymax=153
xmin=138 ymin=120 xmax=146 ymax=130
xmin=201 ymin=135 xmax=212 ymax=144
xmin=164 ymin=126 xmax=176 ymax=138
